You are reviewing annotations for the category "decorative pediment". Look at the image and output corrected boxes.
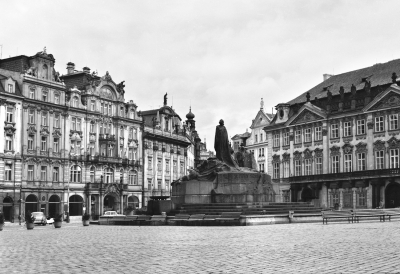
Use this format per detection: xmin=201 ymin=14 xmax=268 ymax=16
xmin=303 ymin=148 xmax=313 ymax=159
xmin=314 ymin=148 xmax=323 ymax=157
xmin=282 ymin=152 xmax=290 ymax=161
xmin=355 ymin=142 xmax=367 ymax=153
xmin=364 ymin=86 xmax=400 ymax=112
xmin=103 ymin=183 xmax=122 ymax=196
xmin=387 ymin=136 xmax=400 ymax=149
xmin=374 ymin=140 xmax=386 ymax=151
xmin=289 ymin=109 xmax=325 ymax=126
xmin=52 ymin=129 xmax=62 ymax=137
xmin=27 ymin=125 xmax=37 ymax=134
xmin=40 ymin=126 xmax=50 ymax=136
xmin=293 ymin=151 xmax=302 ymax=160
xmin=330 ymin=146 xmax=341 ymax=156
xmin=342 ymin=143 xmax=353 ymax=154
xmin=272 ymin=154 xmax=280 ymax=163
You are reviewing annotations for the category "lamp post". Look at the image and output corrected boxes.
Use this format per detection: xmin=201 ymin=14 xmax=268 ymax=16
xmin=17 ymin=198 xmax=23 ymax=225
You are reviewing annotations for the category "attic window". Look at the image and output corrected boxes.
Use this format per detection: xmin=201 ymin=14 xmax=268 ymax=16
xmin=260 ymin=117 xmax=262 ymax=121
xmin=7 ymin=84 xmax=13 ymax=93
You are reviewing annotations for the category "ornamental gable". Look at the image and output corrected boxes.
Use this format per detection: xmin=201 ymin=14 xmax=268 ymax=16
xmin=289 ymin=109 xmax=324 ymax=126
xmin=364 ymin=85 xmax=400 ymax=112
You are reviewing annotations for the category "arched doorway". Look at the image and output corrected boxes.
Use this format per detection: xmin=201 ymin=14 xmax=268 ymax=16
xmin=301 ymin=187 xmax=313 ymax=202
xmin=69 ymin=195 xmax=83 ymax=216
xmin=128 ymin=196 xmax=139 ymax=209
xmin=104 ymin=194 xmax=119 ymax=212
xmin=3 ymin=197 xmax=13 ymax=221
xmin=48 ymin=195 xmax=60 ymax=218
xmin=25 ymin=194 xmax=38 ymax=213
xmin=385 ymin=183 xmax=400 ymax=208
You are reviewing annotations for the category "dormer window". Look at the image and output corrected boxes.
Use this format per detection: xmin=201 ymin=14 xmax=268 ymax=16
xmin=42 ymin=91 xmax=48 ymax=102
xmin=72 ymin=96 xmax=78 ymax=107
xmin=7 ymin=84 xmax=13 ymax=93
xmin=130 ymin=110 xmax=134 ymax=119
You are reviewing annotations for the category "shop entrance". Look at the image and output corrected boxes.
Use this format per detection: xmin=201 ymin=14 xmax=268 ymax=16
xmin=104 ymin=194 xmax=119 ymax=213
xmin=69 ymin=195 xmax=83 ymax=216
xmin=385 ymin=183 xmax=400 ymax=208
xmin=48 ymin=195 xmax=60 ymax=218
xmin=301 ymin=187 xmax=313 ymax=202
xmin=3 ymin=197 xmax=13 ymax=221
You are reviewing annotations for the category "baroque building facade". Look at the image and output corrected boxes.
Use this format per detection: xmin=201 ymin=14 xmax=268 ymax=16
xmin=264 ymin=59 xmax=400 ymax=208
xmin=0 ymin=50 xmax=143 ymax=221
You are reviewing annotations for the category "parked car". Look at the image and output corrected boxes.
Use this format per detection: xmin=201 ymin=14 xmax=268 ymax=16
xmin=102 ymin=211 xmax=125 ymax=217
xmin=32 ymin=212 xmax=47 ymax=225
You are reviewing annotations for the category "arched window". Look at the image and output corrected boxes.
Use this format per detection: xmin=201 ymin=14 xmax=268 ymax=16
xmin=104 ymin=168 xmax=114 ymax=184
xmin=129 ymin=170 xmax=137 ymax=185
xmin=72 ymin=96 xmax=78 ymax=108
xmin=130 ymin=110 xmax=134 ymax=119
xmin=70 ymin=165 xmax=81 ymax=182
xmin=42 ymin=64 xmax=48 ymax=79
xmin=90 ymin=166 xmax=95 ymax=183
xmin=25 ymin=194 xmax=38 ymax=213
xmin=128 ymin=196 xmax=139 ymax=208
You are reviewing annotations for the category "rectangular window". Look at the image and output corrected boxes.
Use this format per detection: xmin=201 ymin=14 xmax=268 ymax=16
xmin=42 ymin=113 xmax=47 ymax=126
xmin=304 ymin=159 xmax=311 ymax=175
xmin=165 ymin=180 xmax=170 ymax=191
xmin=315 ymin=127 xmax=322 ymax=141
xmin=273 ymin=162 xmax=280 ymax=179
xmin=5 ymin=164 xmax=12 ymax=181
xmin=390 ymin=149 xmax=399 ymax=168
xmin=157 ymin=159 xmax=162 ymax=171
xmin=295 ymin=160 xmax=301 ymax=176
xmin=120 ymin=107 xmax=124 ymax=117
xmin=295 ymin=130 xmax=301 ymax=144
xmin=41 ymin=166 xmax=47 ymax=181
xmin=283 ymin=132 xmax=289 ymax=146
xmin=273 ymin=134 xmax=280 ymax=147
xmin=91 ymin=101 xmax=95 ymax=111
xmin=54 ymin=114 xmax=60 ymax=128
xmin=332 ymin=155 xmax=339 ymax=173
xmin=41 ymin=136 xmax=47 ymax=151
xmin=42 ymin=92 xmax=47 ymax=102
xmin=28 ymin=135 xmax=34 ymax=150
xmin=180 ymin=162 xmax=184 ymax=174
xmin=283 ymin=161 xmax=289 ymax=178
xmin=100 ymin=103 xmax=104 ymax=114
xmin=173 ymin=161 xmax=177 ymax=173
xmin=343 ymin=121 xmax=352 ymax=137
xmin=304 ymin=128 xmax=311 ymax=143
xmin=315 ymin=157 xmax=322 ymax=175
xmin=8 ymin=84 xmax=13 ymax=93
xmin=28 ymin=109 xmax=35 ymax=124
xmin=28 ymin=165 xmax=34 ymax=181
xmin=54 ymin=138 xmax=59 ymax=153
xmin=389 ymin=114 xmax=399 ymax=130
xmin=128 ymin=148 xmax=133 ymax=160
xmin=71 ymin=118 xmax=76 ymax=131
xmin=165 ymin=160 xmax=170 ymax=173
xmin=357 ymin=153 xmax=366 ymax=171
xmin=5 ymin=135 xmax=12 ymax=151
xmin=358 ymin=190 xmax=367 ymax=207
xmin=375 ymin=116 xmax=384 ymax=132
xmin=344 ymin=154 xmax=352 ymax=172
xmin=260 ymin=133 xmax=263 ymax=142
xmin=330 ymin=124 xmax=339 ymax=139
xmin=357 ymin=120 xmax=365 ymax=135
xmin=90 ymin=123 xmax=95 ymax=133
xmin=148 ymin=158 xmax=152 ymax=170
xmin=77 ymin=119 xmax=81 ymax=131
xmin=147 ymin=179 xmax=152 ymax=190
xmin=53 ymin=167 xmax=59 ymax=182
xmin=6 ymin=107 xmax=13 ymax=123
xmin=29 ymin=89 xmax=35 ymax=99
xmin=255 ymin=134 xmax=258 ymax=143
xmin=376 ymin=150 xmax=384 ymax=169
xmin=158 ymin=179 xmax=162 ymax=190
xmin=54 ymin=95 xmax=59 ymax=104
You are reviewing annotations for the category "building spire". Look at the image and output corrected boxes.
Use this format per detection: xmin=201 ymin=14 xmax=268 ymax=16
xmin=260 ymin=98 xmax=264 ymax=110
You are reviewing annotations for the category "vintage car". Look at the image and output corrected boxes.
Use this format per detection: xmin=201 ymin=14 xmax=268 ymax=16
xmin=31 ymin=212 xmax=47 ymax=225
xmin=102 ymin=211 xmax=125 ymax=217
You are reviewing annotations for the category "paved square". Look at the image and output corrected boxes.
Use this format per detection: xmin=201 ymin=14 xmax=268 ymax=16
xmin=1 ymin=221 xmax=400 ymax=273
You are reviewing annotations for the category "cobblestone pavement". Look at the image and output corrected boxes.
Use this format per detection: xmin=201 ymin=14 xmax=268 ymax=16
xmin=1 ymin=221 xmax=400 ymax=274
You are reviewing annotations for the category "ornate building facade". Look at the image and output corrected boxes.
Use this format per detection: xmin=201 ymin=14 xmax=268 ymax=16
xmin=0 ymin=50 xmax=143 ymax=221
xmin=264 ymin=59 xmax=400 ymax=208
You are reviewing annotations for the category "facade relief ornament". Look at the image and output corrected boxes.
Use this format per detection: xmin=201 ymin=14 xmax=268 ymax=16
xmin=342 ymin=143 xmax=353 ymax=154
xmin=373 ymin=140 xmax=386 ymax=151
xmin=282 ymin=152 xmax=290 ymax=161
xmin=322 ymin=128 xmax=328 ymax=136
xmin=314 ymin=148 xmax=323 ymax=157
xmin=367 ymin=121 xmax=374 ymax=129
xmin=371 ymin=93 xmax=400 ymax=111
xmin=387 ymin=136 xmax=400 ymax=149
xmin=330 ymin=146 xmax=341 ymax=156
xmin=303 ymin=148 xmax=313 ymax=159
xmin=291 ymin=110 xmax=323 ymax=125
xmin=355 ymin=142 xmax=368 ymax=153
xmin=272 ymin=154 xmax=280 ymax=163
xmin=293 ymin=151 xmax=302 ymax=160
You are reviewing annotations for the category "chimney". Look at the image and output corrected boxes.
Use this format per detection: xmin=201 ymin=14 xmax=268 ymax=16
xmin=323 ymin=74 xmax=333 ymax=81
xmin=83 ymin=67 xmax=90 ymax=74
xmin=67 ymin=62 xmax=75 ymax=74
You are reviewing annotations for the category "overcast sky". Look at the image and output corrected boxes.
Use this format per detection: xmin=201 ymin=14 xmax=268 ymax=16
xmin=2 ymin=0 xmax=400 ymax=151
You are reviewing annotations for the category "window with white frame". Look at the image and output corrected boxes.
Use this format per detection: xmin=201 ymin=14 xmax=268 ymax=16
xmin=29 ymin=89 xmax=35 ymax=99
xmin=5 ymin=164 xmax=12 ymax=181
xmin=129 ymin=170 xmax=137 ymax=185
xmin=90 ymin=167 xmax=95 ymax=183
xmin=283 ymin=132 xmax=289 ymax=146
xmin=41 ymin=136 xmax=47 ymax=151
xmin=54 ymin=94 xmax=60 ymax=104
xmin=344 ymin=154 xmax=352 ymax=172
xmin=53 ymin=138 xmax=59 ymax=153
xmin=53 ymin=167 xmax=59 ymax=182
xmin=100 ymin=103 xmax=104 ymax=113
xmin=28 ymin=135 xmax=34 ymax=150
xmin=331 ymin=155 xmax=339 ymax=173
xmin=40 ymin=166 xmax=47 ymax=181
xmin=273 ymin=134 xmax=280 ymax=147
xmin=108 ymin=104 xmax=112 ymax=115
xmin=375 ymin=150 xmax=384 ymax=169
xmin=41 ymin=112 xmax=47 ymax=126
xmin=90 ymin=123 xmax=95 ymax=133
xmin=315 ymin=157 xmax=322 ymax=174
xmin=315 ymin=127 xmax=322 ymax=141
xmin=6 ymin=107 xmax=13 ymax=123
xmin=91 ymin=100 xmax=95 ymax=111
xmin=28 ymin=165 xmax=34 ymax=181
xmin=7 ymin=84 xmax=13 ymax=93
xmin=304 ymin=159 xmax=311 ymax=175
xmin=343 ymin=121 xmax=352 ymax=137
xmin=357 ymin=153 xmax=366 ymax=171
xmin=330 ymin=124 xmax=339 ymax=139
xmin=295 ymin=160 xmax=301 ymax=176
xmin=76 ymin=118 xmax=81 ymax=131
xmin=70 ymin=165 xmax=81 ymax=182
xmin=108 ymin=144 xmax=113 ymax=156
xmin=389 ymin=114 xmax=399 ymax=130
xmin=304 ymin=128 xmax=312 ymax=142
xmin=42 ymin=91 xmax=47 ymax=102
xmin=390 ymin=149 xmax=399 ymax=168
xmin=54 ymin=114 xmax=60 ymax=128
xmin=260 ymin=133 xmax=263 ymax=142
xmin=295 ymin=130 xmax=301 ymax=144
xmin=28 ymin=109 xmax=35 ymax=123
xmin=157 ymin=159 xmax=162 ymax=171
xmin=375 ymin=116 xmax=384 ymax=132
xmin=165 ymin=159 xmax=170 ymax=173
xmin=356 ymin=120 xmax=365 ymax=135
xmin=72 ymin=96 xmax=78 ymax=108
xmin=5 ymin=135 xmax=12 ymax=151
xmin=283 ymin=161 xmax=289 ymax=178
xmin=273 ymin=162 xmax=280 ymax=179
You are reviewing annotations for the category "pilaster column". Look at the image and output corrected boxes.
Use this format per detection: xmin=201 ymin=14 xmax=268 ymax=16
xmin=320 ymin=183 xmax=328 ymax=209
xmin=339 ymin=188 xmax=344 ymax=210
xmin=88 ymin=194 xmax=92 ymax=215
xmin=322 ymin=123 xmax=329 ymax=174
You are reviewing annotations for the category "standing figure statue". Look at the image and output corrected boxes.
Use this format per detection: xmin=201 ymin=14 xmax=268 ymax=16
xmin=214 ymin=119 xmax=239 ymax=168
xmin=164 ymin=93 xmax=168 ymax=106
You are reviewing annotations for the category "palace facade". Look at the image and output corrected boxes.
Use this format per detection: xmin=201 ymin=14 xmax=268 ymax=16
xmin=264 ymin=59 xmax=400 ymax=208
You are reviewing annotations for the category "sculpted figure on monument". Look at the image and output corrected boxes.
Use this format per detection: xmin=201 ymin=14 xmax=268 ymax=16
xmin=214 ymin=119 xmax=239 ymax=168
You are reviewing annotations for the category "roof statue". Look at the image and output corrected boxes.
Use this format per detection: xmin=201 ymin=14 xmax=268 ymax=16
xmin=164 ymin=93 xmax=168 ymax=106
xmin=214 ymin=119 xmax=239 ymax=169
xmin=260 ymin=98 xmax=264 ymax=109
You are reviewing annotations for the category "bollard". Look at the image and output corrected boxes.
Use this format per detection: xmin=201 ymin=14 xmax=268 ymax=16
xmin=289 ymin=211 xmax=294 ymax=223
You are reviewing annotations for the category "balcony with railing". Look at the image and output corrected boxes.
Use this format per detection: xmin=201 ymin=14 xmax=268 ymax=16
xmin=289 ymin=168 xmax=400 ymax=183
xmin=99 ymin=134 xmax=116 ymax=142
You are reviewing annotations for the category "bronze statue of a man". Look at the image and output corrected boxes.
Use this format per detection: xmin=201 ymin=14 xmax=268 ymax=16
xmin=214 ymin=119 xmax=239 ymax=168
